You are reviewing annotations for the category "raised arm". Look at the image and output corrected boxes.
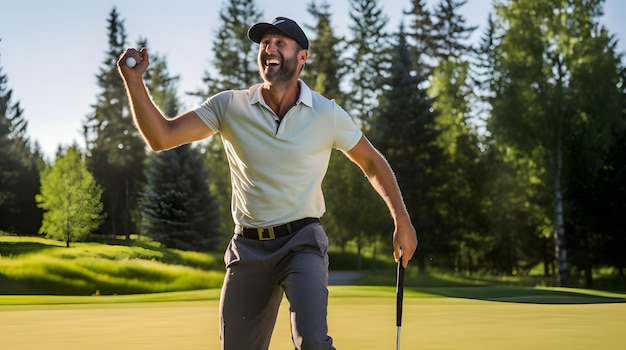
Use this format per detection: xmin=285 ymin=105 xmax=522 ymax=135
xmin=343 ymin=135 xmax=418 ymax=268
xmin=117 ymin=48 xmax=213 ymax=151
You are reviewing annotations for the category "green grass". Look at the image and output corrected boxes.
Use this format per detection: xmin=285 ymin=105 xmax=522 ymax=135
xmin=1 ymin=286 xmax=625 ymax=349
xmin=3 ymin=235 xmax=625 ymax=296
xmin=2 ymin=235 xmax=626 ymax=349
xmin=0 ymin=236 xmax=225 ymax=295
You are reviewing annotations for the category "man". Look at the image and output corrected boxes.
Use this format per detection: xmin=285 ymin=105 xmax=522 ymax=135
xmin=118 ymin=17 xmax=417 ymax=350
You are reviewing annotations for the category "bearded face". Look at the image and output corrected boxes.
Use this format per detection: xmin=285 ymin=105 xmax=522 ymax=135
xmin=258 ymin=33 xmax=303 ymax=84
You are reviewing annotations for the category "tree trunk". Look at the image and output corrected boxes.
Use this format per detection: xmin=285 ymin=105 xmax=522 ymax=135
xmin=356 ymin=234 xmax=362 ymax=271
xmin=583 ymin=231 xmax=593 ymax=288
xmin=553 ymin=145 xmax=569 ymax=287
xmin=371 ymin=240 xmax=377 ymax=272
xmin=124 ymin=175 xmax=130 ymax=241
xmin=541 ymin=238 xmax=551 ymax=277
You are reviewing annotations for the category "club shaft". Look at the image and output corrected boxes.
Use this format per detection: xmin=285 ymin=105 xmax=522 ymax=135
xmin=396 ymin=326 xmax=401 ymax=350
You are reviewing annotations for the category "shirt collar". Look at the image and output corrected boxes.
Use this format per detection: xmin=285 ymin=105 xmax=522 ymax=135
xmin=249 ymin=79 xmax=313 ymax=107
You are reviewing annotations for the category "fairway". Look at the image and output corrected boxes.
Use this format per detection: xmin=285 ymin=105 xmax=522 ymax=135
xmin=1 ymin=287 xmax=625 ymax=349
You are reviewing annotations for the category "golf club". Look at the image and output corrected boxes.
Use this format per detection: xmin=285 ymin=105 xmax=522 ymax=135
xmin=396 ymin=259 xmax=405 ymax=350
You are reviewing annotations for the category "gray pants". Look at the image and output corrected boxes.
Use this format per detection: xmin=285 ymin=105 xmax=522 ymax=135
xmin=219 ymin=221 xmax=336 ymax=350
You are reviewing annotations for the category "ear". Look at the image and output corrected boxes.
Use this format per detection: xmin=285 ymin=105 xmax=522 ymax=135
xmin=298 ymin=49 xmax=309 ymax=65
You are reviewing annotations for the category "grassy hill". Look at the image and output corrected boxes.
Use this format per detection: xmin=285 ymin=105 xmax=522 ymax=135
xmin=2 ymin=234 xmax=624 ymax=296
xmin=0 ymin=235 xmax=225 ymax=295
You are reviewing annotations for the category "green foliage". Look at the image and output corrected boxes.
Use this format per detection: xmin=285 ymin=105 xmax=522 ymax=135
xmin=404 ymin=0 xmax=436 ymax=59
xmin=327 ymin=241 xmax=395 ymax=271
xmin=566 ymin=128 xmax=626 ymax=287
xmin=323 ymin=151 xmax=389 ymax=253
xmin=140 ymin=144 xmax=221 ymax=251
xmin=37 ymin=146 xmax=105 ymax=247
xmin=301 ymin=1 xmax=347 ymax=106
xmin=143 ymin=43 xmax=181 ymax=117
xmin=2 ymin=2 xmax=624 ymax=294
xmin=426 ymin=0 xmax=494 ymax=274
xmin=431 ymin=0 xmax=477 ymax=59
xmin=139 ymin=47 xmax=222 ymax=252
xmin=191 ymin=0 xmax=265 ymax=238
xmin=0 ymin=58 xmax=44 ymax=234
xmin=201 ymin=138 xmax=234 ymax=241
xmin=371 ymin=24 xmax=445 ymax=270
xmin=486 ymin=0 xmax=625 ymax=286
xmin=201 ymin=0 xmax=263 ymax=94
xmin=83 ymin=7 xmax=146 ymax=237
xmin=346 ymin=0 xmax=390 ymax=126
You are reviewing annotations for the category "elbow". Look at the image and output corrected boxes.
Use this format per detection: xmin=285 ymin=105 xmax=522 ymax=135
xmin=144 ymin=136 xmax=171 ymax=152
xmin=142 ymin=124 xmax=173 ymax=152
xmin=147 ymin=140 xmax=171 ymax=152
xmin=148 ymin=143 xmax=165 ymax=152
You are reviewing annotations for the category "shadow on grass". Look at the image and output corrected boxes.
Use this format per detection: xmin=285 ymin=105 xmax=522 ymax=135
xmin=359 ymin=268 xmax=626 ymax=305
xmin=0 ymin=240 xmax=58 ymax=256
xmin=0 ymin=274 xmax=38 ymax=295
xmin=414 ymin=285 xmax=626 ymax=304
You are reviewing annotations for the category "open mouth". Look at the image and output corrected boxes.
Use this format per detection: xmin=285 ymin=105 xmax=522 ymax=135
xmin=265 ymin=57 xmax=282 ymax=67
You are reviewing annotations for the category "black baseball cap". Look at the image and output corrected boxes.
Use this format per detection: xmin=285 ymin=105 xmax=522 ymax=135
xmin=247 ymin=17 xmax=309 ymax=50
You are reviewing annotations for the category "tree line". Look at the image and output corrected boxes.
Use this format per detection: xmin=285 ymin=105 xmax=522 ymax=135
xmin=0 ymin=0 xmax=624 ymax=288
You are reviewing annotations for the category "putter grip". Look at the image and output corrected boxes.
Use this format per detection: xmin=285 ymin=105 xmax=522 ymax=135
xmin=396 ymin=261 xmax=405 ymax=327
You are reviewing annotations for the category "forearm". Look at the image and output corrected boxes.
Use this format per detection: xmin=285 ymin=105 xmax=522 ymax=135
xmin=363 ymin=153 xmax=411 ymax=227
xmin=345 ymin=136 xmax=418 ymax=266
xmin=123 ymin=76 xmax=171 ymax=151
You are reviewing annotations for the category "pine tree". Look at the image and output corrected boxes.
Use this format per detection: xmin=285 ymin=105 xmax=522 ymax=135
xmin=431 ymin=0 xmax=477 ymax=60
xmin=37 ymin=145 xmax=104 ymax=247
xmin=0 ymin=56 xmax=23 ymax=222
xmin=191 ymin=0 xmax=263 ymax=235
xmin=427 ymin=0 xmax=486 ymax=272
xmin=0 ymin=46 xmax=44 ymax=234
xmin=83 ymin=8 xmax=146 ymax=238
xmin=200 ymin=0 xmax=263 ymax=94
xmin=301 ymin=1 xmax=347 ymax=106
xmin=141 ymin=144 xmax=220 ymax=251
xmin=346 ymin=0 xmax=389 ymax=128
xmin=404 ymin=0 xmax=437 ymax=62
xmin=428 ymin=0 xmax=477 ymax=157
xmin=139 ymin=49 xmax=221 ymax=251
xmin=371 ymin=23 xmax=445 ymax=272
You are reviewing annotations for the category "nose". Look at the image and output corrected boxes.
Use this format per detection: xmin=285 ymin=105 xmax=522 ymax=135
xmin=264 ymin=41 xmax=277 ymax=54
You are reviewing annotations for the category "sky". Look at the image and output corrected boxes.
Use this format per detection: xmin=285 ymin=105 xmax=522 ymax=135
xmin=1 ymin=0 xmax=625 ymax=161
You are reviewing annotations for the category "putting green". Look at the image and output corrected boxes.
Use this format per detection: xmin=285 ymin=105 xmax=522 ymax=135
xmin=1 ymin=287 xmax=624 ymax=349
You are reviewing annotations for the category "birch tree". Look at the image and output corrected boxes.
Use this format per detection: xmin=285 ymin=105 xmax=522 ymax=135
xmin=486 ymin=0 xmax=623 ymax=286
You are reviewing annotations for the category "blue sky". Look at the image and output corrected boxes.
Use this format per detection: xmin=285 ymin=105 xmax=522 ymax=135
xmin=1 ymin=0 xmax=624 ymax=160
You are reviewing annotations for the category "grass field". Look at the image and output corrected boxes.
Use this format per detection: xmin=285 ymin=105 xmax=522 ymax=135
xmin=1 ymin=286 xmax=625 ymax=350
xmin=2 ymin=235 xmax=626 ymax=348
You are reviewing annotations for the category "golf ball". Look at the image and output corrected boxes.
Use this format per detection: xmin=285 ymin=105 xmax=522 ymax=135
xmin=126 ymin=56 xmax=137 ymax=68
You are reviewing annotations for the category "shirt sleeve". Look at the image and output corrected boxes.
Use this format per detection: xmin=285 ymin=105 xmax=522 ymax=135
xmin=332 ymin=103 xmax=363 ymax=151
xmin=193 ymin=90 xmax=233 ymax=134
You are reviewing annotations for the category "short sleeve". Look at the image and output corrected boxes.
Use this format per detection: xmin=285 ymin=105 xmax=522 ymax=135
xmin=332 ymin=103 xmax=363 ymax=151
xmin=193 ymin=90 xmax=233 ymax=134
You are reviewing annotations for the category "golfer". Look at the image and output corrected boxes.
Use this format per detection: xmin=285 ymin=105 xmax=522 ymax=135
xmin=119 ymin=16 xmax=417 ymax=350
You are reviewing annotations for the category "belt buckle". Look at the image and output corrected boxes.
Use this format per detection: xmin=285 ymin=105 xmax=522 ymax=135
xmin=257 ymin=227 xmax=275 ymax=240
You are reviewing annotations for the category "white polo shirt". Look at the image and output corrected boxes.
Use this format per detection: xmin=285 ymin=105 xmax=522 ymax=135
xmin=194 ymin=80 xmax=362 ymax=228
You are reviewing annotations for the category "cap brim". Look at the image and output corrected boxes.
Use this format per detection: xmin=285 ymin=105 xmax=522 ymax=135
xmin=247 ymin=23 xmax=276 ymax=44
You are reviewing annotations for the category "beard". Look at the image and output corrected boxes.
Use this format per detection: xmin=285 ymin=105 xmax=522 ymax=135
xmin=258 ymin=51 xmax=299 ymax=84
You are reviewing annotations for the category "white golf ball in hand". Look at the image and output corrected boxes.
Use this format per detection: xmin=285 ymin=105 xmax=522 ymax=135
xmin=126 ymin=56 xmax=137 ymax=68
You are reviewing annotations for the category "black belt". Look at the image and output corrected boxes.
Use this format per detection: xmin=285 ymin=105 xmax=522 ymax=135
xmin=239 ymin=217 xmax=320 ymax=240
